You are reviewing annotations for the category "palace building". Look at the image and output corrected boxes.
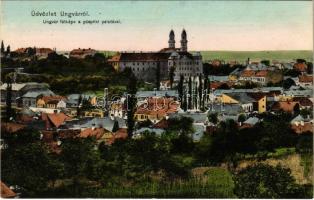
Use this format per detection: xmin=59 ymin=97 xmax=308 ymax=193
xmin=109 ymin=29 xmax=203 ymax=82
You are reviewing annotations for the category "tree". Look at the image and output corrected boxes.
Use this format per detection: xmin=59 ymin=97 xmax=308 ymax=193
xmin=261 ymin=60 xmax=270 ymax=66
xmin=77 ymin=94 xmax=83 ymax=117
xmin=293 ymin=103 xmax=300 ymax=116
xmin=283 ymin=78 xmax=296 ymax=90
xmin=6 ymin=45 xmax=10 ymax=56
xmin=155 ymin=62 xmax=160 ymax=90
xmin=126 ymin=69 xmax=137 ymax=138
xmin=238 ymin=114 xmax=246 ymax=126
xmin=198 ymin=75 xmax=203 ymax=110
xmin=5 ymin=78 xmax=13 ymax=121
xmin=169 ymin=66 xmax=175 ymax=89
xmin=188 ymin=76 xmax=192 ymax=109
xmin=1 ymin=40 xmax=4 ymax=54
xmin=208 ymin=113 xmax=218 ymax=125
xmin=1 ymin=129 xmax=63 ymax=197
xmin=307 ymin=62 xmax=313 ymax=74
xmin=233 ymin=164 xmax=306 ymax=198
xmin=178 ymin=75 xmax=184 ymax=103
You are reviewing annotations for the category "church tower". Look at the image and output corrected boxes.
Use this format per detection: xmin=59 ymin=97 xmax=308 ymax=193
xmin=168 ymin=30 xmax=175 ymax=49
xmin=180 ymin=29 xmax=188 ymax=52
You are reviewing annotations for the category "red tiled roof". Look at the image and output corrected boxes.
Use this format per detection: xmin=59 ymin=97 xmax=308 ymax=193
xmin=1 ymin=181 xmax=16 ymax=198
xmin=241 ymin=70 xmax=255 ymax=77
xmin=271 ymin=101 xmax=299 ymax=112
xmin=247 ymin=93 xmax=266 ymax=101
xmin=36 ymin=48 xmax=54 ymax=54
xmin=291 ymin=122 xmax=313 ymax=134
xmin=107 ymin=128 xmax=128 ymax=145
xmin=294 ymin=63 xmax=307 ymax=72
xmin=1 ymin=122 xmax=26 ymax=133
xmin=292 ymin=97 xmax=313 ymax=107
xmin=42 ymin=96 xmax=67 ymax=104
xmin=299 ymin=75 xmax=313 ymax=83
xmin=70 ymin=48 xmax=96 ymax=55
xmin=79 ymin=128 xmax=105 ymax=140
xmin=41 ymin=113 xmax=72 ymax=128
xmin=255 ymin=70 xmax=268 ymax=77
xmin=136 ymin=97 xmax=179 ymax=116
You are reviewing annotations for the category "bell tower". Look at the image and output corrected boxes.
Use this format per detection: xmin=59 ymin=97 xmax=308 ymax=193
xmin=168 ymin=30 xmax=175 ymax=49
xmin=180 ymin=29 xmax=188 ymax=52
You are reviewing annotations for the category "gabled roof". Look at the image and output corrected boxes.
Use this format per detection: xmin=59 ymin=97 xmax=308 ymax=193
xmin=0 ymin=83 xmax=26 ymax=91
xmin=168 ymin=112 xmax=208 ymax=123
xmin=42 ymin=113 xmax=72 ymax=128
xmin=225 ymin=93 xmax=256 ymax=104
xmin=22 ymin=89 xmax=55 ymax=98
xmin=74 ymin=117 xmax=121 ymax=132
xmin=79 ymin=128 xmax=105 ymax=140
xmin=292 ymin=97 xmax=313 ymax=107
xmin=271 ymin=101 xmax=299 ymax=112
xmin=1 ymin=122 xmax=26 ymax=133
xmin=299 ymin=75 xmax=313 ymax=83
xmin=243 ymin=117 xmax=259 ymax=126
xmin=1 ymin=181 xmax=16 ymax=198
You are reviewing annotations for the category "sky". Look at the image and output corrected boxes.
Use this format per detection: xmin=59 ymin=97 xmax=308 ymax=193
xmin=1 ymin=1 xmax=313 ymax=51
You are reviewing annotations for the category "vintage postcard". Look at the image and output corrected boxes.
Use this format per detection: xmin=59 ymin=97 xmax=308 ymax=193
xmin=0 ymin=0 xmax=313 ymax=198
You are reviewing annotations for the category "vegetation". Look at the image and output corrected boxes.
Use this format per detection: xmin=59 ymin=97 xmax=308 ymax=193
xmin=233 ymin=164 xmax=311 ymax=198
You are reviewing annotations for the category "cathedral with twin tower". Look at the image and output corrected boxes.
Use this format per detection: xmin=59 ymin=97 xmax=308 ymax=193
xmin=109 ymin=29 xmax=203 ymax=82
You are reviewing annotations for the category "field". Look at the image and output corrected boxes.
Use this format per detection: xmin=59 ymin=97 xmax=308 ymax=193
xmin=102 ymin=50 xmax=313 ymax=63
xmin=198 ymin=50 xmax=313 ymax=63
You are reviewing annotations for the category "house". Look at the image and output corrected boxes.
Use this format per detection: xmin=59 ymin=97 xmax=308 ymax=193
xmin=247 ymin=93 xmax=267 ymax=113
xmin=136 ymin=90 xmax=179 ymax=100
xmin=41 ymin=112 xmax=72 ymax=130
xmin=37 ymin=95 xmax=67 ymax=109
xmin=69 ymin=48 xmax=97 ymax=59
xmin=35 ymin=48 xmax=55 ymax=59
xmin=66 ymin=117 xmax=125 ymax=133
xmin=293 ymin=62 xmax=307 ymax=72
xmin=135 ymin=97 xmax=179 ymax=123
xmin=84 ymin=109 xmax=104 ymax=118
xmin=134 ymin=127 xmax=165 ymax=138
xmin=109 ymin=102 xmax=125 ymax=118
xmin=221 ymin=93 xmax=255 ymax=113
xmin=271 ymin=101 xmax=300 ymax=113
xmin=168 ymin=112 xmax=208 ymax=141
xmin=22 ymin=89 xmax=55 ymax=108
xmin=290 ymin=115 xmax=313 ymax=134
xmin=66 ymin=94 xmax=97 ymax=108
xmin=0 ymin=82 xmax=50 ymax=106
xmin=1 ymin=181 xmax=17 ymax=198
xmin=241 ymin=117 xmax=260 ymax=128
xmin=298 ymin=75 xmax=313 ymax=88
xmin=292 ymin=97 xmax=313 ymax=109
xmin=106 ymin=128 xmax=128 ymax=145
xmin=1 ymin=122 xmax=27 ymax=134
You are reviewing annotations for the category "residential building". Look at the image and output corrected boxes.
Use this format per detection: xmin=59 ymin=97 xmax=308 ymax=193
xmin=69 ymin=48 xmax=97 ymax=59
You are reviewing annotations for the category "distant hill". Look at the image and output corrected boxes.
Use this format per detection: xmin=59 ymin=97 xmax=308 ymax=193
xmin=100 ymin=50 xmax=313 ymax=63
xmin=197 ymin=50 xmax=313 ymax=63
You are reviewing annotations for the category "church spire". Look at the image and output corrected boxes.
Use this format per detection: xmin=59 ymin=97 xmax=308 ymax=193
xmin=168 ymin=29 xmax=175 ymax=49
xmin=180 ymin=29 xmax=188 ymax=52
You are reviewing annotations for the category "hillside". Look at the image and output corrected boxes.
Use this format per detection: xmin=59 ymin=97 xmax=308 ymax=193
xmin=198 ymin=50 xmax=313 ymax=63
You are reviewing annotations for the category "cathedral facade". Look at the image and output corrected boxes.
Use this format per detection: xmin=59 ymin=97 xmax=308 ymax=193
xmin=109 ymin=29 xmax=203 ymax=82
